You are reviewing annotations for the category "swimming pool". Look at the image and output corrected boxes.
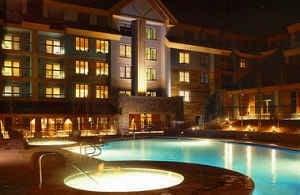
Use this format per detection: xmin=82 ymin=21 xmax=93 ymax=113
xmin=67 ymin=138 xmax=300 ymax=195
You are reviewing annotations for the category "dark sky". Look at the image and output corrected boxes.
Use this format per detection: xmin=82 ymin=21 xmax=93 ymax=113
xmin=162 ymin=0 xmax=300 ymax=36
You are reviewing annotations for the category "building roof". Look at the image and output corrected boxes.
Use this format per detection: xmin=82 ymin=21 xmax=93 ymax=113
xmin=53 ymin=0 xmax=122 ymax=10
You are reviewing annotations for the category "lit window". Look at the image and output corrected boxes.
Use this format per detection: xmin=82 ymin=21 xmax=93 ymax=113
xmin=75 ymin=60 xmax=88 ymax=75
xmin=120 ymin=44 xmax=131 ymax=58
xmin=75 ymin=37 xmax=88 ymax=51
xmin=2 ymin=60 xmax=20 ymax=77
xmin=45 ymin=87 xmax=64 ymax=98
xmin=179 ymin=52 xmax=190 ymax=64
xmin=200 ymin=72 xmax=209 ymax=84
xmin=96 ymin=40 xmax=109 ymax=54
xmin=96 ymin=85 xmax=108 ymax=99
xmin=141 ymin=113 xmax=152 ymax=129
xmin=96 ymin=62 xmax=109 ymax=76
xmin=3 ymin=86 xmax=20 ymax=97
xmin=120 ymin=66 xmax=131 ymax=79
xmin=75 ymin=84 xmax=88 ymax=98
xmin=146 ymin=68 xmax=156 ymax=81
xmin=146 ymin=27 xmax=156 ymax=40
xmin=146 ymin=91 xmax=156 ymax=97
xmin=179 ymin=90 xmax=190 ymax=102
xmin=179 ymin=71 xmax=189 ymax=82
xmin=2 ymin=34 xmax=20 ymax=50
xmin=46 ymin=39 xmax=64 ymax=55
xmin=145 ymin=48 xmax=157 ymax=60
xmin=119 ymin=90 xmax=131 ymax=96
xmin=45 ymin=63 xmax=64 ymax=79
xmin=240 ymin=59 xmax=247 ymax=68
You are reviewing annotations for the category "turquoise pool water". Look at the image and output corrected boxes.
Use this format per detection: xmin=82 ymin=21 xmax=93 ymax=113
xmin=70 ymin=138 xmax=300 ymax=195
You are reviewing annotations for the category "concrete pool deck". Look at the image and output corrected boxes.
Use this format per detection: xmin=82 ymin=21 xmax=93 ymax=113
xmin=0 ymin=146 xmax=254 ymax=195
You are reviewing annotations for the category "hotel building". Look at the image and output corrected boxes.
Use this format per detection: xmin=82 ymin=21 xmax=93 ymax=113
xmin=1 ymin=0 xmax=300 ymax=137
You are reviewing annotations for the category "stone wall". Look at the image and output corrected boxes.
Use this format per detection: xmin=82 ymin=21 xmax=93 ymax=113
xmin=118 ymin=96 xmax=183 ymax=133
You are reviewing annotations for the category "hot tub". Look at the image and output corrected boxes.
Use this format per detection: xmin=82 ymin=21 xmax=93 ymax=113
xmin=64 ymin=168 xmax=184 ymax=192
xmin=27 ymin=139 xmax=77 ymax=146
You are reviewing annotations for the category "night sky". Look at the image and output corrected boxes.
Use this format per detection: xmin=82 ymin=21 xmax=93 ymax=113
xmin=162 ymin=0 xmax=300 ymax=36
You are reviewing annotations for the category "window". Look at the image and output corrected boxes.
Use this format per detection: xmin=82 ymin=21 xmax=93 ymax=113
xmin=96 ymin=62 xmax=108 ymax=76
xmin=75 ymin=60 xmax=88 ymax=75
xmin=146 ymin=27 xmax=156 ymax=40
xmin=200 ymin=72 xmax=209 ymax=84
xmin=119 ymin=90 xmax=131 ymax=96
xmin=96 ymin=85 xmax=108 ymax=99
xmin=179 ymin=90 xmax=190 ymax=102
xmin=45 ymin=63 xmax=64 ymax=79
xmin=3 ymin=86 xmax=20 ymax=97
xmin=2 ymin=34 xmax=20 ymax=50
xmin=145 ymin=48 xmax=157 ymax=60
xmin=2 ymin=60 xmax=20 ymax=77
xmin=240 ymin=59 xmax=247 ymax=68
xmin=146 ymin=91 xmax=156 ymax=97
xmin=75 ymin=37 xmax=88 ymax=51
xmin=120 ymin=66 xmax=131 ymax=79
xmin=45 ymin=87 xmax=64 ymax=98
xmin=46 ymin=39 xmax=64 ymax=54
xmin=120 ymin=44 xmax=131 ymax=58
xmin=179 ymin=71 xmax=189 ymax=82
xmin=96 ymin=40 xmax=109 ymax=54
xmin=75 ymin=84 xmax=88 ymax=98
xmin=179 ymin=52 xmax=190 ymax=64
xmin=146 ymin=68 xmax=156 ymax=81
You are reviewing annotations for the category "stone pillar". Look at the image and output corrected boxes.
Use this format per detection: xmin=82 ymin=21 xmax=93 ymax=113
xmin=274 ymin=90 xmax=279 ymax=118
xmin=233 ymin=94 xmax=239 ymax=119
xmin=34 ymin=117 xmax=42 ymax=138
xmin=132 ymin=19 xmax=146 ymax=95
xmin=208 ymin=54 xmax=215 ymax=95
xmin=4 ymin=117 xmax=12 ymax=134
xmin=31 ymin=30 xmax=39 ymax=100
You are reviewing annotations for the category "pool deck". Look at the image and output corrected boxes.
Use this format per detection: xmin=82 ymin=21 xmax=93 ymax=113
xmin=0 ymin=146 xmax=254 ymax=195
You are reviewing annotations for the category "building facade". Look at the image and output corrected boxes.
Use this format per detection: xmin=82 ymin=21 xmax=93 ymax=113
xmin=1 ymin=0 xmax=300 ymax=138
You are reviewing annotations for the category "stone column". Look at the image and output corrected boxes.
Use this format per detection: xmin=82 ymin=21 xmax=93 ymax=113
xmin=132 ymin=19 xmax=146 ymax=95
xmin=233 ymin=94 xmax=239 ymax=119
xmin=208 ymin=54 xmax=215 ymax=95
xmin=34 ymin=117 xmax=42 ymax=138
xmin=274 ymin=90 xmax=279 ymax=118
xmin=31 ymin=30 xmax=39 ymax=100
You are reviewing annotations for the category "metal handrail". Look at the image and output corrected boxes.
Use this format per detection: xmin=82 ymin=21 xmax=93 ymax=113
xmin=38 ymin=152 xmax=59 ymax=189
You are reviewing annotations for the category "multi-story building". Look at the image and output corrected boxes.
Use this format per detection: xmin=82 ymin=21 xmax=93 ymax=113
xmin=1 ymin=0 xmax=300 ymax=138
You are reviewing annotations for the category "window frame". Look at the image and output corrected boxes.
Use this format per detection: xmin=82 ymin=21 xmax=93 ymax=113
xmin=96 ymin=62 xmax=109 ymax=76
xmin=75 ymin=37 xmax=89 ymax=52
xmin=146 ymin=68 xmax=157 ymax=81
xmin=2 ymin=60 xmax=21 ymax=77
xmin=2 ymin=34 xmax=21 ymax=50
xmin=120 ymin=44 xmax=131 ymax=58
xmin=75 ymin=60 xmax=89 ymax=75
xmin=120 ymin=65 xmax=131 ymax=79
xmin=179 ymin=52 xmax=190 ymax=64
xmin=179 ymin=90 xmax=190 ymax=102
xmin=45 ymin=63 xmax=65 ymax=79
xmin=145 ymin=47 xmax=157 ymax=61
xmin=96 ymin=40 xmax=109 ymax=54
xmin=96 ymin=85 xmax=109 ymax=99
xmin=75 ymin=83 xmax=88 ymax=98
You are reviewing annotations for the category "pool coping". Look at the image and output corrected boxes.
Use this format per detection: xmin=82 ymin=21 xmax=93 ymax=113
xmin=100 ymin=136 xmax=300 ymax=152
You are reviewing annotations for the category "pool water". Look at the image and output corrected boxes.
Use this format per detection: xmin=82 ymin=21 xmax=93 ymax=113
xmin=67 ymin=138 xmax=300 ymax=195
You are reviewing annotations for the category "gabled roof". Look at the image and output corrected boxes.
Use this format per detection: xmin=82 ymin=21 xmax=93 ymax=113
xmin=53 ymin=0 xmax=122 ymax=10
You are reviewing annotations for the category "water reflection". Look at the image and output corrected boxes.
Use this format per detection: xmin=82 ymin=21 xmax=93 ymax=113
xmin=271 ymin=149 xmax=277 ymax=183
xmin=224 ymin=143 xmax=233 ymax=169
xmin=246 ymin=146 xmax=252 ymax=176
